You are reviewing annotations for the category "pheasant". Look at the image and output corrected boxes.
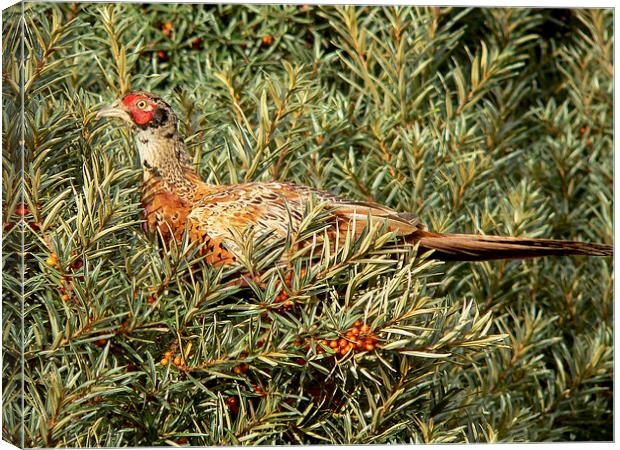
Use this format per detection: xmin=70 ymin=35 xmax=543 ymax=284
xmin=96 ymin=91 xmax=612 ymax=265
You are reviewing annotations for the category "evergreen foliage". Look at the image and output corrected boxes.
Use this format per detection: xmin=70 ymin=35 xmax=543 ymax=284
xmin=2 ymin=3 xmax=613 ymax=445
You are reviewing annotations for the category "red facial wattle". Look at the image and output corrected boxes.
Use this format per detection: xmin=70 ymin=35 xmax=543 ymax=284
xmin=130 ymin=108 xmax=155 ymax=125
xmin=122 ymin=93 xmax=156 ymax=125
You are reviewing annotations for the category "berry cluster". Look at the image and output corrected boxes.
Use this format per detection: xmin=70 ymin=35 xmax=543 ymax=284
xmin=286 ymin=321 xmax=380 ymax=361
xmin=160 ymin=351 xmax=184 ymax=368
xmin=320 ymin=320 xmax=379 ymax=358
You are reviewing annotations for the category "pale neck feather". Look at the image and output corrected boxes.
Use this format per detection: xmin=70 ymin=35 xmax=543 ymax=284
xmin=136 ymin=126 xmax=202 ymax=200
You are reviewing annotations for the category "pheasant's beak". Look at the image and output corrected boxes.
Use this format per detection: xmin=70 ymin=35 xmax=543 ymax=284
xmin=96 ymin=100 xmax=132 ymax=123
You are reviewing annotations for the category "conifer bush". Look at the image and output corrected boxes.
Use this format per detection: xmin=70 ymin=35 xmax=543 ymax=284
xmin=2 ymin=3 xmax=613 ymax=446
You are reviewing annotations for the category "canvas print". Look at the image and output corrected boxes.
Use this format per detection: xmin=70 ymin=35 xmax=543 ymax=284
xmin=2 ymin=2 xmax=613 ymax=446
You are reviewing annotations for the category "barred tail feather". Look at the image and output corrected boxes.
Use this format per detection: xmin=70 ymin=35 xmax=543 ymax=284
xmin=414 ymin=231 xmax=613 ymax=261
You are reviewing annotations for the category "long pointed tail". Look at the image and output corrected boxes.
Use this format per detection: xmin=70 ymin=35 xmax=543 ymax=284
xmin=413 ymin=231 xmax=613 ymax=261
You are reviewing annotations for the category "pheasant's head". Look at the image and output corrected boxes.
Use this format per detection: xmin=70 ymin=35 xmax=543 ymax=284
xmin=96 ymin=91 xmax=176 ymax=130
xmin=97 ymin=91 xmax=192 ymax=174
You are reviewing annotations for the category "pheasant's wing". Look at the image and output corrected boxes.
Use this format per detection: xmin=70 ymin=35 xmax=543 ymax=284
xmin=277 ymin=183 xmax=421 ymax=234
xmin=187 ymin=182 xmax=421 ymax=243
xmin=187 ymin=182 xmax=306 ymax=243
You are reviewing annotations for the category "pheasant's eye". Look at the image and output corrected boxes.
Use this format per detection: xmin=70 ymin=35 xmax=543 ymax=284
xmin=136 ymin=100 xmax=148 ymax=109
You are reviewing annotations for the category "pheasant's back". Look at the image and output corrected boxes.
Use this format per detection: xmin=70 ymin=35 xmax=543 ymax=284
xmin=177 ymin=182 xmax=419 ymax=264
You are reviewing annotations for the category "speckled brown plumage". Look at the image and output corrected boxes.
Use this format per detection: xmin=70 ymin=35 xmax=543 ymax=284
xmin=96 ymin=92 xmax=612 ymax=265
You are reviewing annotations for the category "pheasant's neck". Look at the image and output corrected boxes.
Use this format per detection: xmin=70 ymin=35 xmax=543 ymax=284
xmin=136 ymin=128 xmax=203 ymax=201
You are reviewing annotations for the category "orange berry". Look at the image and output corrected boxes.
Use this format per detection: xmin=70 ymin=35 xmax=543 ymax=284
xmin=61 ymin=294 xmax=70 ymax=302
xmin=355 ymin=339 xmax=364 ymax=349
xmin=360 ymin=324 xmax=370 ymax=333
xmin=354 ymin=319 xmax=362 ymax=327
xmin=580 ymin=127 xmax=587 ymax=135
xmin=233 ymin=365 xmax=242 ymax=374
xmin=262 ymin=34 xmax=273 ymax=45
xmin=350 ymin=327 xmax=359 ymax=335
xmin=320 ymin=339 xmax=329 ymax=346
xmin=365 ymin=343 xmax=375 ymax=352
xmin=164 ymin=351 xmax=172 ymax=358
xmin=161 ymin=358 xmax=169 ymax=366
xmin=329 ymin=340 xmax=338 ymax=349
xmin=339 ymin=338 xmax=348 ymax=348
xmin=177 ymin=437 xmax=188 ymax=445
xmin=95 ymin=338 xmax=107 ymax=347
xmin=173 ymin=356 xmax=182 ymax=366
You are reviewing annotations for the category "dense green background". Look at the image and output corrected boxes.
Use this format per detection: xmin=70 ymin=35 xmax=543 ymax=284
xmin=2 ymin=3 xmax=613 ymax=446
